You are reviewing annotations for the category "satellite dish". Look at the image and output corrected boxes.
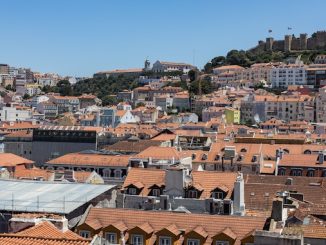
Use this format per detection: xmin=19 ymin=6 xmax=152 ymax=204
xmin=184 ymin=175 xmax=193 ymax=186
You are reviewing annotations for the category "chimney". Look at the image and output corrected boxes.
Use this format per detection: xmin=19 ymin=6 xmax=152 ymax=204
xmin=233 ymin=172 xmax=245 ymax=216
xmin=271 ymin=197 xmax=287 ymax=222
xmin=164 ymin=168 xmax=189 ymax=197
xmin=318 ymin=152 xmax=325 ymax=164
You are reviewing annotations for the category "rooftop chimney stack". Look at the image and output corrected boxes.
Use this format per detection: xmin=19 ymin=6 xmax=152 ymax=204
xmin=233 ymin=172 xmax=245 ymax=216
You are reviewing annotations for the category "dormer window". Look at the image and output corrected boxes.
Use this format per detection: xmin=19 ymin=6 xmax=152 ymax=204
xmin=128 ymin=187 xmax=137 ymax=195
xmin=240 ymin=148 xmax=247 ymax=153
xmin=151 ymin=188 xmax=161 ymax=197
xmin=131 ymin=234 xmax=143 ymax=245
xmin=216 ymin=241 xmax=229 ymax=245
xmin=192 ymin=154 xmax=196 ymax=160
xmin=159 ymin=236 xmax=171 ymax=245
xmin=212 ymin=191 xmax=224 ymax=199
xmin=251 ymin=156 xmax=257 ymax=162
xmin=105 ymin=232 xmax=117 ymax=244
xmin=188 ymin=190 xmax=198 ymax=198
xmin=283 ymin=149 xmax=290 ymax=154
xmin=215 ymin=155 xmax=220 ymax=161
xmin=201 ymin=154 xmax=208 ymax=160
xmin=79 ymin=230 xmax=90 ymax=239
xmin=187 ymin=239 xmax=200 ymax=245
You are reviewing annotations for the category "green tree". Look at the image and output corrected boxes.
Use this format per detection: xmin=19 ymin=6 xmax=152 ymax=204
xmin=57 ymin=80 xmax=72 ymax=96
xmin=188 ymin=69 xmax=198 ymax=82
xmin=23 ymin=93 xmax=30 ymax=100
xmin=136 ymin=102 xmax=145 ymax=108
xmin=211 ymin=56 xmax=226 ymax=67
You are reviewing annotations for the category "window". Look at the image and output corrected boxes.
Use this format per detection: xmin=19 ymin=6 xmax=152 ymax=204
xmin=79 ymin=230 xmax=90 ymax=238
xmin=291 ymin=169 xmax=302 ymax=176
xmin=151 ymin=188 xmax=160 ymax=197
xmin=188 ymin=190 xmax=198 ymax=198
xmin=159 ymin=236 xmax=171 ymax=245
xmin=187 ymin=239 xmax=199 ymax=245
xmin=216 ymin=241 xmax=229 ymax=245
xmin=114 ymin=169 xmax=122 ymax=178
xmin=128 ymin=188 xmax=137 ymax=195
xmin=212 ymin=191 xmax=224 ymax=199
xmin=105 ymin=232 xmax=117 ymax=244
xmin=279 ymin=168 xmax=286 ymax=176
xmin=132 ymin=235 xmax=143 ymax=245
xmin=307 ymin=170 xmax=315 ymax=177
xmin=103 ymin=169 xmax=111 ymax=178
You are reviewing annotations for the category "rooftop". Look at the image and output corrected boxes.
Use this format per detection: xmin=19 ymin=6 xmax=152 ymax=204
xmin=0 ymin=179 xmax=115 ymax=214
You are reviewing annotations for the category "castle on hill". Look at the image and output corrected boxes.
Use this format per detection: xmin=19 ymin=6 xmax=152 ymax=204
xmin=251 ymin=31 xmax=326 ymax=52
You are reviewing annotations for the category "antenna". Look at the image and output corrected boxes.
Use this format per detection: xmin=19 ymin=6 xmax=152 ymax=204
xmin=192 ymin=49 xmax=196 ymax=66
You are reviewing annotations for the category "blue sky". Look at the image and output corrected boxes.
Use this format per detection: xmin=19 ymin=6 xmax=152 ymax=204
xmin=1 ymin=0 xmax=325 ymax=76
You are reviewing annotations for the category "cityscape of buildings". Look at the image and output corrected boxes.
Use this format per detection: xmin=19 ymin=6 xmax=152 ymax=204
xmin=1 ymin=30 xmax=326 ymax=245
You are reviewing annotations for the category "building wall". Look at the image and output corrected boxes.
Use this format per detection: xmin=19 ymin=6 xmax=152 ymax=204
xmin=0 ymin=107 xmax=32 ymax=122
xmin=31 ymin=141 xmax=97 ymax=166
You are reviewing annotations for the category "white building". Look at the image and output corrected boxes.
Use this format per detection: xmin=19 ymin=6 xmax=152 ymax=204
xmin=152 ymin=61 xmax=196 ymax=74
xmin=270 ymin=64 xmax=307 ymax=88
xmin=32 ymin=95 xmax=50 ymax=108
xmin=0 ymin=107 xmax=32 ymax=122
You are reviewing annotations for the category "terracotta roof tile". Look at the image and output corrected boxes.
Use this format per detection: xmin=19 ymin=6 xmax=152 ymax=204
xmin=17 ymin=221 xmax=84 ymax=240
xmin=0 ymin=153 xmax=34 ymax=167
xmin=47 ymin=153 xmax=130 ymax=167
xmin=80 ymin=208 xmax=266 ymax=245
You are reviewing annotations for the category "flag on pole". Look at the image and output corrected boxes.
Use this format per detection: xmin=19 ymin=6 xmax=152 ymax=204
xmin=288 ymin=27 xmax=292 ymax=30
xmin=268 ymin=29 xmax=272 ymax=33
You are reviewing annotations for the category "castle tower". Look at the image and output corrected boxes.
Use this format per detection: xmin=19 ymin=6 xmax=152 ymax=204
xmin=316 ymin=31 xmax=326 ymax=49
xmin=284 ymin=35 xmax=292 ymax=52
xmin=265 ymin=37 xmax=274 ymax=51
xmin=300 ymin=33 xmax=308 ymax=50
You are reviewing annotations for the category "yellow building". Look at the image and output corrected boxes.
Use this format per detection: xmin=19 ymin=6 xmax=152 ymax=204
xmin=225 ymin=107 xmax=240 ymax=124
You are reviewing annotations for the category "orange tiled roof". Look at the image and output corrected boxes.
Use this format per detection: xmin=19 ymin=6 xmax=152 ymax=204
xmin=16 ymin=221 xmax=84 ymax=240
xmin=46 ymin=153 xmax=130 ymax=167
xmin=14 ymin=165 xmax=53 ymax=180
xmin=134 ymin=146 xmax=183 ymax=160
xmin=0 ymin=153 xmax=34 ymax=167
xmin=122 ymin=168 xmax=165 ymax=196
xmin=191 ymin=171 xmax=237 ymax=199
xmin=80 ymin=207 xmax=266 ymax=245
xmin=0 ymin=235 xmax=90 ymax=245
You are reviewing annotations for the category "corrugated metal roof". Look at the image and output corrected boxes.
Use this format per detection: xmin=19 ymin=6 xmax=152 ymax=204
xmin=0 ymin=179 xmax=114 ymax=214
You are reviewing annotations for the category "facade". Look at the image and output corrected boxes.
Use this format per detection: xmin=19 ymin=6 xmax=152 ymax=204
xmin=31 ymin=95 xmax=49 ymax=108
xmin=270 ymin=64 xmax=307 ymax=88
xmin=152 ymin=61 xmax=196 ymax=74
xmin=94 ymin=68 xmax=143 ymax=78
xmin=50 ymin=96 xmax=80 ymax=114
xmin=31 ymin=126 xmax=99 ymax=166
xmin=0 ymin=107 xmax=32 ymax=122
xmin=202 ymin=107 xmax=224 ymax=122
xmin=316 ymin=86 xmax=326 ymax=122
xmin=241 ymin=94 xmax=315 ymax=123
xmin=37 ymin=102 xmax=58 ymax=119
xmin=45 ymin=152 xmax=130 ymax=184
xmin=306 ymin=64 xmax=326 ymax=88
xmin=76 ymin=207 xmax=266 ymax=243
xmin=225 ymin=107 xmax=240 ymax=124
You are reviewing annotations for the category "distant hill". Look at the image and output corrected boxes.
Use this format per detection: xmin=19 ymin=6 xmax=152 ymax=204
xmin=204 ymin=31 xmax=326 ymax=73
